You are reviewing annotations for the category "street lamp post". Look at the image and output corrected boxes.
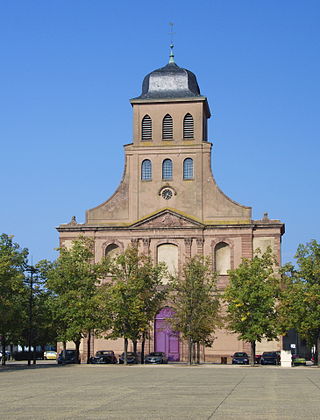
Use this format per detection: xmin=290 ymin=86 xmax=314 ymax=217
xmin=25 ymin=265 xmax=37 ymax=366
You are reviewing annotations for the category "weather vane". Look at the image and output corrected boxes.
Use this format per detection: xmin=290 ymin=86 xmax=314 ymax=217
xmin=169 ymin=22 xmax=175 ymax=63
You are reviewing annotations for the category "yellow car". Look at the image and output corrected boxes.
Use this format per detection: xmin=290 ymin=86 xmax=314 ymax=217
xmin=44 ymin=351 xmax=57 ymax=360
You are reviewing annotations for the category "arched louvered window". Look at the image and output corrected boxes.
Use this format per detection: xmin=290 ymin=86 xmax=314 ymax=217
xmin=183 ymin=113 xmax=194 ymax=139
xmin=162 ymin=159 xmax=173 ymax=180
xmin=162 ymin=114 xmax=173 ymax=140
xmin=142 ymin=115 xmax=152 ymax=140
xmin=183 ymin=158 xmax=193 ymax=180
xmin=141 ymin=159 xmax=152 ymax=180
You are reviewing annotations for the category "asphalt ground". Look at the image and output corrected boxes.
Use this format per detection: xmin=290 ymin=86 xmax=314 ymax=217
xmin=1 ymin=362 xmax=320 ymax=420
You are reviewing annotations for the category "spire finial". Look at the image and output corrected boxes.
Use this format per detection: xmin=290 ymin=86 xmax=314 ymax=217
xmin=169 ymin=22 xmax=175 ymax=63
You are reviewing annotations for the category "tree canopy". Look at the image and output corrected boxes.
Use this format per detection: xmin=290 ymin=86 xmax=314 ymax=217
xmin=279 ymin=240 xmax=320 ymax=365
xmin=0 ymin=234 xmax=28 ymax=365
xmin=98 ymin=246 xmax=167 ymax=364
xmin=223 ymin=247 xmax=280 ymax=365
xmin=45 ymin=236 xmax=104 ymax=359
xmin=169 ymin=255 xmax=220 ymax=365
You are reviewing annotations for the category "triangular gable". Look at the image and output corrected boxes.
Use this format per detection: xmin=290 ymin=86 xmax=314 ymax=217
xmin=131 ymin=209 xmax=203 ymax=229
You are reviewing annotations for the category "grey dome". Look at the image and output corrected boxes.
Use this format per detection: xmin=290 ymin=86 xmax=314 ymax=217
xmin=136 ymin=62 xmax=201 ymax=99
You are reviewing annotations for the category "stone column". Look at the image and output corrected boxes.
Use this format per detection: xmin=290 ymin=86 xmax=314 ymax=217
xmin=184 ymin=238 xmax=192 ymax=259
xmin=241 ymin=234 xmax=253 ymax=259
xmin=131 ymin=238 xmax=139 ymax=248
xmin=143 ymin=238 xmax=150 ymax=254
xmin=196 ymin=237 xmax=205 ymax=255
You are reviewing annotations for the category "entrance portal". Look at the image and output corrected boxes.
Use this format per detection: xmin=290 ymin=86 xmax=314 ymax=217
xmin=154 ymin=307 xmax=180 ymax=361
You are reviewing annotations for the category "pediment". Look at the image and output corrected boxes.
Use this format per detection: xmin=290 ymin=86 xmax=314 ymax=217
xmin=131 ymin=210 xmax=203 ymax=229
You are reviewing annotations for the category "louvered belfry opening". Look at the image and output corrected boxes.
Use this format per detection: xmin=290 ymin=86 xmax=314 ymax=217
xmin=162 ymin=114 xmax=173 ymax=139
xmin=142 ymin=115 xmax=152 ymax=140
xmin=183 ymin=113 xmax=194 ymax=139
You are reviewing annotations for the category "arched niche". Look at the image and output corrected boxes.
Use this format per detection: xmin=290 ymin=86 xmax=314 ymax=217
xmin=214 ymin=242 xmax=231 ymax=275
xmin=105 ymin=243 xmax=121 ymax=258
xmin=157 ymin=243 xmax=178 ymax=284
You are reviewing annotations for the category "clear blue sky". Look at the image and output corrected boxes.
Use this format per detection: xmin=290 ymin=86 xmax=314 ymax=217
xmin=1 ymin=0 xmax=319 ymax=265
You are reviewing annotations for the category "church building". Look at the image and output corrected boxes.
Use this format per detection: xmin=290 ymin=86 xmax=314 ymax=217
xmin=57 ymin=49 xmax=284 ymax=362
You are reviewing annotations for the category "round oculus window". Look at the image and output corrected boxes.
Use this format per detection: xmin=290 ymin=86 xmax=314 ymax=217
xmin=161 ymin=189 xmax=173 ymax=200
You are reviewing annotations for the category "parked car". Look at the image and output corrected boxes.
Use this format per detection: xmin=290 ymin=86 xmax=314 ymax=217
xmin=144 ymin=352 xmax=168 ymax=364
xmin=260 ymin=351 xmax=280 ymax=365
xmin=44 ymin=350 xmax=57 ymax=360
xmin=57 ymin=350 xmax=80 ymax=364
xmin=119 ymin=352 xmax=140 ymax=364
xmin=292 ymin=355 xmax=306 ymax=366
xmin=231 ymin=352 xmax=249 ymax=365
xmin=89 ymin=350 xmax=117 ymax=364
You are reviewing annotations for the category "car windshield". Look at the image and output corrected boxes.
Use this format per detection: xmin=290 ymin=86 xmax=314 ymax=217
xmin=234 ymin=353 xmax=247 ymax=357
xmin=263 ymin=352 xmax=276 ymax=357
xmin=98 ymin=351 xmax=113 ymax=355
xmin=149 ymin=352 xmax=163 ymax=357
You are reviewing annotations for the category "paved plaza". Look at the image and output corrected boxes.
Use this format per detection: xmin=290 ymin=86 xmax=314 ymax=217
xmin=0 ymin=363 xmax=320 ymax=419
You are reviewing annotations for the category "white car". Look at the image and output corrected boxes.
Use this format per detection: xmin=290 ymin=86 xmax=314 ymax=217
xmin=44 ymin=351 xmax=57 ymax=360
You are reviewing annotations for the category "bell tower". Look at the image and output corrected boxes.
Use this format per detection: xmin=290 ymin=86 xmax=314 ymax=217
xmin=84 ymin=51 xmax=251 ymax=225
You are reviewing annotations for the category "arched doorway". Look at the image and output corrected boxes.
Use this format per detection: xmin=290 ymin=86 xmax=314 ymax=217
xmin=154 ymin=307 xmax=180 ymax=361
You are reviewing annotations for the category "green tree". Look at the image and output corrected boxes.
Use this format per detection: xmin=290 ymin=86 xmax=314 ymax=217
xmin=46 ymin=236 xmax=103 ymax=362
xmin=169 ymin=255 xmax=220 ymax=365
xmin=0 ymin=234 xmax=28 ymax=365
xmin=31 ymin=261 xmax=58 ymax=351
xmin=223 ymin=248 xmax=280 ymax=366
xmin=20 ymin=264 xmax=57 ymax=364
xmin=98 ymin=246 xmax=166 ymax=364
xmin=279 ymin=240 xmax=320 ymax=365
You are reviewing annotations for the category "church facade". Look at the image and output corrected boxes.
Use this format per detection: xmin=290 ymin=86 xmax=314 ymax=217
xmin=57 ymin=52 xmax=284 ymax=362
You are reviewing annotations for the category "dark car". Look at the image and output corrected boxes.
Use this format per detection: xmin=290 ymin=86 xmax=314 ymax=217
xmin=13 ymin=351 xmax=44 ymax=361
xmin=260 ymin=351 xmax=280 ymax=365
xmin=119 ymin=352 xmax=140 ymax=364
xmin=89 ymin=350 xmax=117 ymax=364
xmin=144 ymin=352 xmax=168 ymax=364
xmin=57 ymin=349 xmax=80 ymax=365
xmin=232 ymin=352 xmax=249 ymax=365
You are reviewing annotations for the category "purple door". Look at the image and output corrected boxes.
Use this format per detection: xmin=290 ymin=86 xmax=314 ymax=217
xmin=155 ymin=307 xmax=180 ymax=361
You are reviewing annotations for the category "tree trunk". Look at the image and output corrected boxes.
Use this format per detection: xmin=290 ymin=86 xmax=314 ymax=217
xmin=133 ymin=340 xmax=137 ymax=354
xmin=86 ymin=329 xmax=91 ymax=364
xmin=188 ymin=337 xmax=193 ymax=365
xmin=62 ymin=341 xmax=66 ymax=359
xmin=250 ymin=341 xmax=256 ymax=367
xmin=196 ymin=342 xmax=200 ymax=364
xmin=124 ymin=338 xmax=128 ymax=365
xmin=1 ymin=336 xmax=6 ymax=366
xmin=141 ymin=333 xmax=145 ymax=364
xmin=74 ymin=339 xmax=81 ymax=363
